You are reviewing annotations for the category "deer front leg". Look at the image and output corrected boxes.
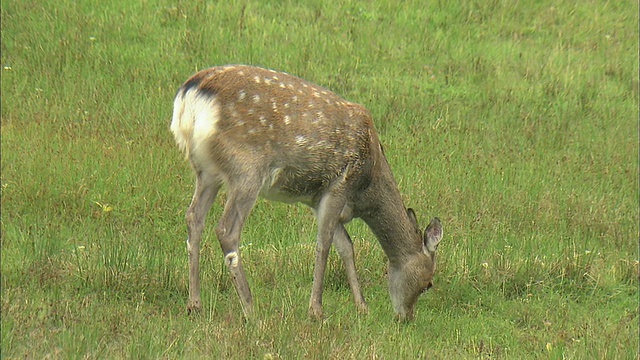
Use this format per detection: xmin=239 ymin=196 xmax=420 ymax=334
xmin=309 ymin=193 xmax=347 ymax=319
xmin=333 ymin=224 xmax=368 ymax=313
xmin=215 ymin=185 xmax=260 ymax=319
xmin=185 ymin=174 xmax=220 ymax=313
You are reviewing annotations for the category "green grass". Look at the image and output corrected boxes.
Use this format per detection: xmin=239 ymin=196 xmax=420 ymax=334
xmin=1 ymin=0 xmax=638 ymax=358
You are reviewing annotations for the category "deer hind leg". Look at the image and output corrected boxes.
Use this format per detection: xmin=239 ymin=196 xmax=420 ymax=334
xmin=186 ymin=172 xmax=221 ymax=313
xmin=215 ymin=181 xmax=260 ymax=319
xmin=333 ymin=224 xmax=368 ymax=313
xmin=309 ymin=192 xmax=347 ymax=319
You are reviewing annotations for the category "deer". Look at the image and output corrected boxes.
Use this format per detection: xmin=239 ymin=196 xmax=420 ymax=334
xmin=171 ymin=64 xmax=443 ymax=321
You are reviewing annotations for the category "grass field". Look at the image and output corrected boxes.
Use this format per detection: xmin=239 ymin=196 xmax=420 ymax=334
xmin=1 ymin=0 xmax=638 ymax=358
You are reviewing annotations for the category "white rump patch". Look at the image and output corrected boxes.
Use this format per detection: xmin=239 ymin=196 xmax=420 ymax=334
xmin=171 ymin=88 xmax=220 ymax=158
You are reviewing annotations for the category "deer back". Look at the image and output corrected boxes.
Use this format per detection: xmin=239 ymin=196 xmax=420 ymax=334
xmin=172 ymin=65 xmax=380 ymax=205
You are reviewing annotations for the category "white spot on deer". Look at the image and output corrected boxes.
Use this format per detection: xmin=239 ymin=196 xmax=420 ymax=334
xmin=321 ymin=90 xmax=328 ymax=95
xmin=295 ymin=135 xmax=307 ymax=145
xmin=271 ymin=99 xmax=278 ymax=111
xmin=226 ymin=103 xmax=240 ymax=118
xmin=253 ymin=76 xmax=261 ymax=84
xmin=237 ymin=70 xmax=245 ymax=76
xmin=225 ymin=252 xmax=239 ymax=268
xmin=292 ymin=96 xmax=298 ymax=103
xmin=279 ymin=82 xmax=286 ymax=88
xmin=283 ymin=115 xmax=291 ymax=125
xmin=259 ymin=116 xmax=268 ymax=125
xmin=313 ymin=91 xmax=320 ymax=98
xmin=252 ymin=94 xmax=261 ymax=103
xmin=272 ymin=75 xmax=279 ymax=80
xmin=238 ymin=90 xmax=247 ymax=101
xmin=284 ymin=102 xmax=290 ymax=108
xmin=264 ymin=78 xmax=273 ymax=85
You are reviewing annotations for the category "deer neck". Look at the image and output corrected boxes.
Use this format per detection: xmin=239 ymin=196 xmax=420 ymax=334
xmin=357 ymin=156 xmax=422 ymax=265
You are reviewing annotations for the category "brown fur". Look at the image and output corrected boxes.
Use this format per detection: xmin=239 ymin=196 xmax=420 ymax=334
xmin=171 ymin=65 xmax=443 ymax=321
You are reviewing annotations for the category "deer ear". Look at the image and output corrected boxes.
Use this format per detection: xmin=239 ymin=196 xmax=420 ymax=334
xmin=407 ymin=208 xmax=418 ymax=227
xmin=423 ymin=217 xmax=443 ymax=253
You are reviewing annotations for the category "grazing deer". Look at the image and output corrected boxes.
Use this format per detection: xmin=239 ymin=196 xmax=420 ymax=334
xmin=171 ymin=65 xmax=443 ymax=321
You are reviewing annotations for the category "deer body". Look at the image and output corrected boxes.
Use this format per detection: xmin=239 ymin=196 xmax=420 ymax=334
xmin=171 ymin=65 xmax=442 ymax=321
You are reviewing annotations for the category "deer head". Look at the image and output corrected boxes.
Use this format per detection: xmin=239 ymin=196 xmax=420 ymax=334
xmin=388 ymin=215 xmax=443 ymax=321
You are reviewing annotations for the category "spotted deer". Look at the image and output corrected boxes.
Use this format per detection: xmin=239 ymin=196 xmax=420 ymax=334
xmin=171 ymin=65 xmax=443 ymax=321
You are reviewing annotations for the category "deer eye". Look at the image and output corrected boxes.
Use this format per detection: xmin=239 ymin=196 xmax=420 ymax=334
xmin=421 ymin=282 xmax=433 ymax=293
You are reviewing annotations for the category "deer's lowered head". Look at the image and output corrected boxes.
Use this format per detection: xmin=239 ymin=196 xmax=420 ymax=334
xmin=387 ymin=214 xmax=443 ymax=321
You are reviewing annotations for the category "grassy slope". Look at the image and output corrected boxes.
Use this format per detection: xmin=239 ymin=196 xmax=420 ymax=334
xmin=1 ymin=0 xmax=638 ymax=358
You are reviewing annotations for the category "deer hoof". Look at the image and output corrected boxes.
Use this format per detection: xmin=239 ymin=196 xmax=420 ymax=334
xmin=308 ymin=306 xmax=324 ymax=320
xmin=187 ymin=299 xmax=202 ymax=315
xmin=356 ymin=302 xmax=369 ymax=314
